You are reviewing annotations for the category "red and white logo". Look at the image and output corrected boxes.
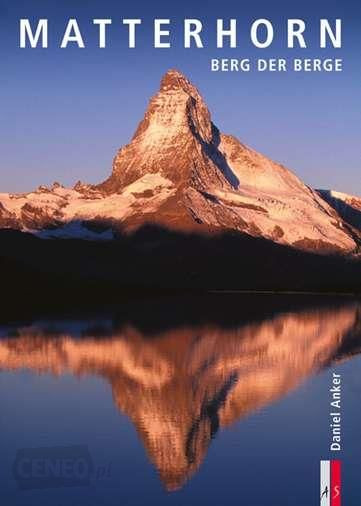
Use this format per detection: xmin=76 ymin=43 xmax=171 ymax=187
xmin=320 ymin=460 xmax=341 ymax=506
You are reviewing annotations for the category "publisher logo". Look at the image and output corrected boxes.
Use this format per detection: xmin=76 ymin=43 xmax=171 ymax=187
xmin=320 ymin=460 xmax=341 ymax=506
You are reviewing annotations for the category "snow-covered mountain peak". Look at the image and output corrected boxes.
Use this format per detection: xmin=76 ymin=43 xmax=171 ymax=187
xmin=0 ymin=70 xmax=359 ymax=253
xmin=99 ymin=69 xmax=228 ymax=193
xmin=132 ymin=68 xmax=213 ymax=146
xmin=159 ymin=69 xmax=196 ymax=93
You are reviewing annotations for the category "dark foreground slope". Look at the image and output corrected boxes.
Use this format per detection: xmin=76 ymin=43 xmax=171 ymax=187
xmin=1 ymin=226 xmax=361 ymax=317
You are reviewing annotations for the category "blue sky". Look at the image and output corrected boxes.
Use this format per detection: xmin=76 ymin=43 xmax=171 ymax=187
xmin=0 ymin=0 xmax=360 ymax=194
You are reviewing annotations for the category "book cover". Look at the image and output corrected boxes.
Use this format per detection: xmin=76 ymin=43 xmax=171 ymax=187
xmin=0 ymin=1 xmax=360 ymax=504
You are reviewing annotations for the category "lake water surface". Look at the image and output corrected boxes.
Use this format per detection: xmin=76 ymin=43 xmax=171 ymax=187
xmin=1 ymin=295 xmax=360 ymax=505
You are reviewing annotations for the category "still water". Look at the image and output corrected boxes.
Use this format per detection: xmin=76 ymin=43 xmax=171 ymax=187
xmin=0 ymin=295 xmax=360 ymax=505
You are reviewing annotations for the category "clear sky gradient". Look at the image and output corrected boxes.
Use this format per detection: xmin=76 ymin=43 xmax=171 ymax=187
xmin=0 ymin=0 xmax=360 ymax=194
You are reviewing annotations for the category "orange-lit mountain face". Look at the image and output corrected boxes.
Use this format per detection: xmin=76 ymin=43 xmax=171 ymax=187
xmin=0 ymin=70 xmax=359 ymax=252
xmin=0 ymin=303 xmax=360 ymax=490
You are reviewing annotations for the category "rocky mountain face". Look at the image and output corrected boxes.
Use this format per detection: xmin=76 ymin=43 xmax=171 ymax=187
xmin=0 ymin=302 xmax=360 ymax=489
xmin=0 ymin=69 xmax=359 ymax=253
xmin=317 ymin=190 xmax=361 ymax=232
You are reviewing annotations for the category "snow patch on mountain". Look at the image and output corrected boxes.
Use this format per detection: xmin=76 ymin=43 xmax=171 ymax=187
xmin=317 ymin=189 xmax=361 ymax=233
xmin=0 ymin=174 xmax=175 ymax=237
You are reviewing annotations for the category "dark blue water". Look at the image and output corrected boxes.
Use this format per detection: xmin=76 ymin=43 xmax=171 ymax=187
xmin=0 ymin=296 xmax=360 ymax=505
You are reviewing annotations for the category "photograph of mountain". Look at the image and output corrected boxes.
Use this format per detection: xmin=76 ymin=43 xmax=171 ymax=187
xmin=1 ymin=0 xmax=360 ymax=505
xmin=1 ymin=69 xmax=361 ymax=303
xmin=1 ymin=69 xmax=360 ymax=252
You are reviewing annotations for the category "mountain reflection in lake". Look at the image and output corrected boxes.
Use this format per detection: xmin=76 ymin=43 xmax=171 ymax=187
xmin=0 ymin=295 xmax=361 ymax=505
